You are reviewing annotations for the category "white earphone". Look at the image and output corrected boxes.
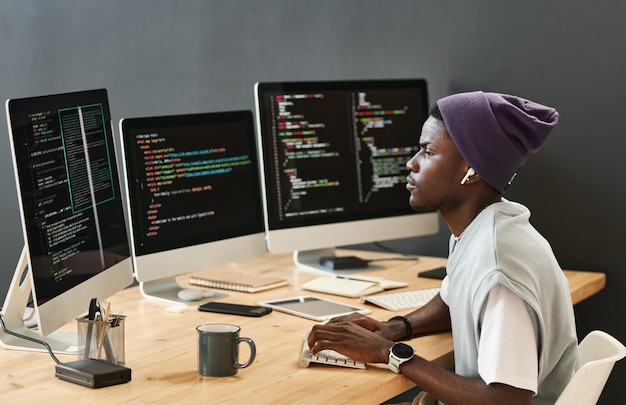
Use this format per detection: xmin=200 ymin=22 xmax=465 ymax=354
xmin=460 ymin=168 xmax=475 ymax=185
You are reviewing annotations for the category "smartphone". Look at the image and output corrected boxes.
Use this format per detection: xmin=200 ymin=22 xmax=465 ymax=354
xmin=198 ymin=301 xmax=273 ymax=317
xmin=418 ymin=266 xmax=447 ymax=280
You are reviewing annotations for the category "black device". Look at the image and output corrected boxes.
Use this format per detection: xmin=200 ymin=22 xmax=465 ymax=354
xmin=319 ymin=255 xmax=370 ymax=270
xmin=198 ymin=301 xmax=272 ymax=317
xmin=55 ymin=358 xmax=131 ymax=388
xmin=418 ymin=266 xmax=447 ymax=280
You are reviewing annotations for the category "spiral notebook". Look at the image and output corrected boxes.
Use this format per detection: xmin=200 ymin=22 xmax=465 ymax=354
xmin=189 ymin=272 xmax=288 ymax=293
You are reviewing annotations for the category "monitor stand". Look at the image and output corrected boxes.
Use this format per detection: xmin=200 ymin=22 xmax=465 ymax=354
xmin=0 ymin=247 xmax=78 ymax=354
xmin=139 ymin=277 xmax=227 ymax=306
xmin=293 ymin=248 xmax=381 ymax=274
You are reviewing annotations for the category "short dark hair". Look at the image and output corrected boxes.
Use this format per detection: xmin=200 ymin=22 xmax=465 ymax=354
xmin=429 ymin=103 xmax=443 ymax=121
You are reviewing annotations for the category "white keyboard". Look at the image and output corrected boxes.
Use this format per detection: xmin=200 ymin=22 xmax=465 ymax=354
xmin=300 ymin=334 xmax=365 ymax=369
xmin=361 ymin=287 xmax=440 ymax=311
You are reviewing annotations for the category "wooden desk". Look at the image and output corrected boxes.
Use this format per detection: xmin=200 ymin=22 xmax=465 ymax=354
xmin=0 ymin=250 xmax=605 ymax=404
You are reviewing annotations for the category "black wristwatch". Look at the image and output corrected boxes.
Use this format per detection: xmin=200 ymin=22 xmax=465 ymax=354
xmin=387 ymin=342 xmax=415 ymax=373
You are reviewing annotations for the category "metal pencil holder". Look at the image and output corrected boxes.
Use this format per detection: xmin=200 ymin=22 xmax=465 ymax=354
xmin=76 ymin=314 xmax=126 ymax=366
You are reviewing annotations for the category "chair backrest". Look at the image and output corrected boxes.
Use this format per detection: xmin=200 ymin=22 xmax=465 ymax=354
xmin=555 ymin=330 xmax=626 ymax=405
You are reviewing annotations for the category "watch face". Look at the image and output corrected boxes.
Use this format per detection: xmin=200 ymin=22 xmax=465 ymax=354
xmin=392 ymin=343 xmax=414 ymax=359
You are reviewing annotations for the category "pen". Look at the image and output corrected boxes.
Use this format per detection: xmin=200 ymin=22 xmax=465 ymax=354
xmin=88 ymin=298 xmax=99 ymax=321
xmin=336 ymin=275 xmax=383 ymax=284
xmin=96 ymin=302 xmax=110 ymax=355
xmin=84 ymin=298 xmax=100 ymax=358
xmin=112 ymin=311 xmax=124 ymax=327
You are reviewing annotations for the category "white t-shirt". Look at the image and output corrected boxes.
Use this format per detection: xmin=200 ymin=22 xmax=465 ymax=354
xmin=441 ymin=278 xmax=539 ymax=394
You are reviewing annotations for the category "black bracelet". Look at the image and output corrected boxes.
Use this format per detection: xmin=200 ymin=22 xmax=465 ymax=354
xmin=388 ymin=315 xmax=413 ymax=340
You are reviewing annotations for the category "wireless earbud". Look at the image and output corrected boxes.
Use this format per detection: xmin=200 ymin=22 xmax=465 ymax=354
xmin=460 ymin=168 xmax=475 ymax=185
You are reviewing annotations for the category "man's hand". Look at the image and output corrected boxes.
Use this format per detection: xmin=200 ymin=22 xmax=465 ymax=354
xmin=307 ymin=317 xmax=394 ymax=364
xmin=325 ymin=313 xmax=390 ymax=333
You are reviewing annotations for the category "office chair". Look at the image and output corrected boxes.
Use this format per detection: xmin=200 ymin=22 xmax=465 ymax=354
xmin=555 ymin=330 xmax=626 ymax=405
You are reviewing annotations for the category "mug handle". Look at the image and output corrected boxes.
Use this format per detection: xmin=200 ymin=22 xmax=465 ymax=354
xmin=234 ymin=337 xmax=256 ymax=369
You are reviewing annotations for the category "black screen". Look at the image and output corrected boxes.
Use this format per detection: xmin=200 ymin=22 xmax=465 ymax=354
xmin=256 ymin=79 xmax=429 ymax=231
xmin=120 ymin=110 xmax=265 ymax=256
xmin=7 ymin=89 xmax=130 ymax=306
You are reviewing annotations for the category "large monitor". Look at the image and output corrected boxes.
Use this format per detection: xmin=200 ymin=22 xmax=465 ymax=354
xmin=119 ymin=110 xmax=267 ymax=305
xmin=1 ymin=89 xmax=134 ymax=353
xmin=254 ymin=79 xmax=439 ymax=272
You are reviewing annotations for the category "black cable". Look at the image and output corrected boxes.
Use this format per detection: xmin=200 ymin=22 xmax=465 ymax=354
xmin=0 ymin=314 xmax=61 ymax=364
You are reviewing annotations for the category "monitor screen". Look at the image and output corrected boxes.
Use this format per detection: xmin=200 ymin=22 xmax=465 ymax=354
xmin=1 ymin=89 xmax=133 ymax=353
xmin=254 ymin=79 xmax=439 ymax=271
xmin=119 ymin=110 xmax=266 ymax=304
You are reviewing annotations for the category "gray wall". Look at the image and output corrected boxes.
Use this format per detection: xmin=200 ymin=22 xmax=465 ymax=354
xmin=1 ymin=1 xmax=624 ymax=402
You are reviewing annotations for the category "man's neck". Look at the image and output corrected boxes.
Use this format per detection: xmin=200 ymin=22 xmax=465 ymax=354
xmin=443 ymin=196 xmax=502 ymax=238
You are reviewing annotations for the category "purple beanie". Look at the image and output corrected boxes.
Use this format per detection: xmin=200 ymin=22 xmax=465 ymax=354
xmin=437 ymin=91 xmax=559 ymax=193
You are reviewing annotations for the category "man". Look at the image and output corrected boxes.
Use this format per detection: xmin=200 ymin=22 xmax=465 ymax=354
xmin=307 ymin=91 xmax=578 ymax=405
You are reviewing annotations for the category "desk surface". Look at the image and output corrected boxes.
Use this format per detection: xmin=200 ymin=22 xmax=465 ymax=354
xmin=0 ymin=250 xmax=606 ymax=404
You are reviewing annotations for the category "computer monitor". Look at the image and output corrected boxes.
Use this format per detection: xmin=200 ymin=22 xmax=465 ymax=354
xmin=254 ymin=79 xmax=439 ymax=272
xmin=119 ymin=110 xmax=267 ymax=305
xmin=1 ymin=89 xmax=134 ymax=354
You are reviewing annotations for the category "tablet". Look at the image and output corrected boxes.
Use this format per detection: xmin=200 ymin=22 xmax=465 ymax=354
xmin=257 ymin=296 xmax=372 ymax=321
